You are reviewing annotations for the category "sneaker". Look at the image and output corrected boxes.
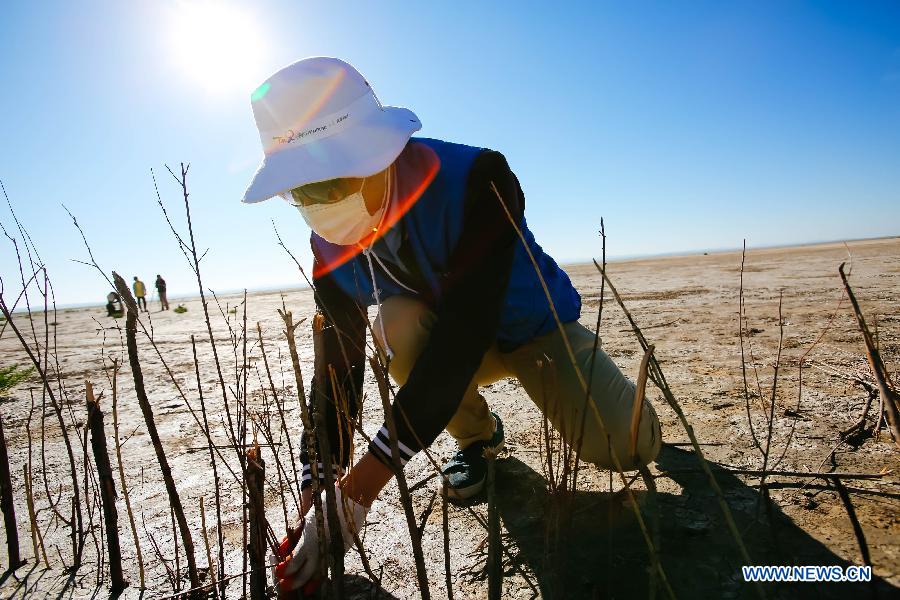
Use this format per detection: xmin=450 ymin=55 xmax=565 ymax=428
xmin=441 ymin=412 xmax=505 ymax=501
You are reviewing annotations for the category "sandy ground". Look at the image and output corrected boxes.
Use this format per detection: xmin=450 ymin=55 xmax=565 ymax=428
xmin=0 ymin=237 xmax=898 ymax=599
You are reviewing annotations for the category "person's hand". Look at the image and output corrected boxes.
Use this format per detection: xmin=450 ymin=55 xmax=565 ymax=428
xmin=274 ymin=485 xmax=369 ymax=592
xmin=275 ymin=523 xmax=319 ymax=598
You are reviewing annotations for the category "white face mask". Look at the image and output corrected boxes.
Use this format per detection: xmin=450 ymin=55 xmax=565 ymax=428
xmin=291 ymin=172 xmax=389 ymax=246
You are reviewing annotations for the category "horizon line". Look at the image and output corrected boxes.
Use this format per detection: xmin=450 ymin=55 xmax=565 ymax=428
xmin=11 ymin=234 xmax=897 ymax=312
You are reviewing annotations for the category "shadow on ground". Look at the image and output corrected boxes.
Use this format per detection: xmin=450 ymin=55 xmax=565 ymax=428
xmin=1 ymin=564 xmax=397 ymax=600
xmin=493 ymin=445 xmax=897 ymax=599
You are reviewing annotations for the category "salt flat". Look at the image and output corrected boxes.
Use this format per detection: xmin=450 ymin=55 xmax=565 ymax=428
xmin=1 ymin=237 xmax=898 ymax=598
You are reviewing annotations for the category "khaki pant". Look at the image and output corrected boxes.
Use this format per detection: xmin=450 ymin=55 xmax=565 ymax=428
xmin=373 ymin=296 xmax=661 ymax=470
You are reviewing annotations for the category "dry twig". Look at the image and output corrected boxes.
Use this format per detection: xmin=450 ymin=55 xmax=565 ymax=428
xmin=369 ymin=355 xmax=432 ymax=599
xmin=112 ymin=271 xmax=199 ymax=590
xmin=0 ymin=407 xmax=23 ymax=571
xmin=199 ymin=497 xmax=218 ymax=600
xmin=592 ymin=258 xmax=758 ymax=598
xmin=85 ymin=381 xmax=126 ymax=593
xmin=110 ymin=359 xmax=145 ymax=589
xmin=246 ymin=443 xmax=267 ymax=600
xmin=491 ymin=181 xmax=676 ymax=598
xmin=485 ymin=448 xmax=501 ymax=600
xmin=442 ymin=480 xmax=454 ymax=600
xmin=23 ymin=463 xmax=47 ymax=566
xmin=313 ymin=313 xmax=346 ymax=598
xmin=838 ymin=263 xmax=900 ymax=448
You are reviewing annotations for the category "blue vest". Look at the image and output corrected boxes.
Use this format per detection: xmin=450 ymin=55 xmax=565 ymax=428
xmin=312 ymin=137 xmax=581 ymax=351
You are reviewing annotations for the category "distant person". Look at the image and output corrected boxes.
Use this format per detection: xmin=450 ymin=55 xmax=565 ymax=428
xmin=105 ymin=291 xmax=122 ymax=317
xmin=132 ymin=276 xmax=147 ymax=312
xmin=243 ymin=58 xmax=662 ymax=591
xmin=155 ymin=274 xmax=169 ymax=311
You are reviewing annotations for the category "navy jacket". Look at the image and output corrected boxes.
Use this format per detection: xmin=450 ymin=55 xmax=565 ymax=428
xmin=300 ymin=138 xmax=581 ymax=484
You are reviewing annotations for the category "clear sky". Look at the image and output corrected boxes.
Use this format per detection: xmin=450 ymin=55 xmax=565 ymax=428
xmin=2 ymin=1 xmax=898 ymax=307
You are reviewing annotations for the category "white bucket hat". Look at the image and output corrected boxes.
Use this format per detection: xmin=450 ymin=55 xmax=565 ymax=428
xmin=242 ymin=57 xmax=421 ymax=203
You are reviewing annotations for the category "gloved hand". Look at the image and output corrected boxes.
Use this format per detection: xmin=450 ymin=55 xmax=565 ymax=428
xmin=275 ymin=482 xmax=324 ymax=562
xmin=274 ymin=485 xmax=369 ymax=592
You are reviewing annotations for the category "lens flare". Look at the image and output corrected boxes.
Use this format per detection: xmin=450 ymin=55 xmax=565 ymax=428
xmin=312 ymin=144 xmax=441 ymax=279
xmin=250 ymin=81 xmax=271 ymax=102
xmin=259 ymin=70 xmax=346 ymax=155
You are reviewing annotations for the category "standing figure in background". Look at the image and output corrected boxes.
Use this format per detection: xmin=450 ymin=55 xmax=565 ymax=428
xmin=133 ymin=276 xmax=147 ymax=312
xmin=155 ymin=274 xmax=169 ymax=311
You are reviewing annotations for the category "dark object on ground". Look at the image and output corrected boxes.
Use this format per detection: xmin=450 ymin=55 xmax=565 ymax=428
xmin=246 ymin=443 xmax=267 ymax=600
xmin=0 ymin=409 xmax=23 ymax=571
xmin=86 ymin=382 xmax=126 ymax=593
xmin=106 ymin=291 xmax=123 ymax=317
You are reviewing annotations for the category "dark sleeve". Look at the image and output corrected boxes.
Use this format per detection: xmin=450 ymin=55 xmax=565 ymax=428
xmin=299 ymin=247 xmax=367 ymax=490
xmin=368 ymin=150 xmax=524 ymax=467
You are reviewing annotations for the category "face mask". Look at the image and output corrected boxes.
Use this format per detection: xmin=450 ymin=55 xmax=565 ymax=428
xmin=292 ymin=172 xmax=389 ymax=246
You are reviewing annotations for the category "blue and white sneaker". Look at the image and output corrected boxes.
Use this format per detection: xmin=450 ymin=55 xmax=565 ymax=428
xmin=441 ymin=412 xmax=505 ymax=501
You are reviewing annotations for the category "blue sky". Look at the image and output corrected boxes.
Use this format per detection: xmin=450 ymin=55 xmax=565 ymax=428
xmin=1 ymin=1 xmax=898 ymax=306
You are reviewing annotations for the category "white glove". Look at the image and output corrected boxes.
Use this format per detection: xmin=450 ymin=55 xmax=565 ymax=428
xmin=275 ymin=486 xmax=369 ymax=591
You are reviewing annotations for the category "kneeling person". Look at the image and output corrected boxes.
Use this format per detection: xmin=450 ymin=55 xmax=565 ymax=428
xmin=241 ymin=57 xmax=662 ymax=591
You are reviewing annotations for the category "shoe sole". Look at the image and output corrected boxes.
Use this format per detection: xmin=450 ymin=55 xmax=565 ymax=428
xmin=444 ymin=439 xmax=506 ymax=501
